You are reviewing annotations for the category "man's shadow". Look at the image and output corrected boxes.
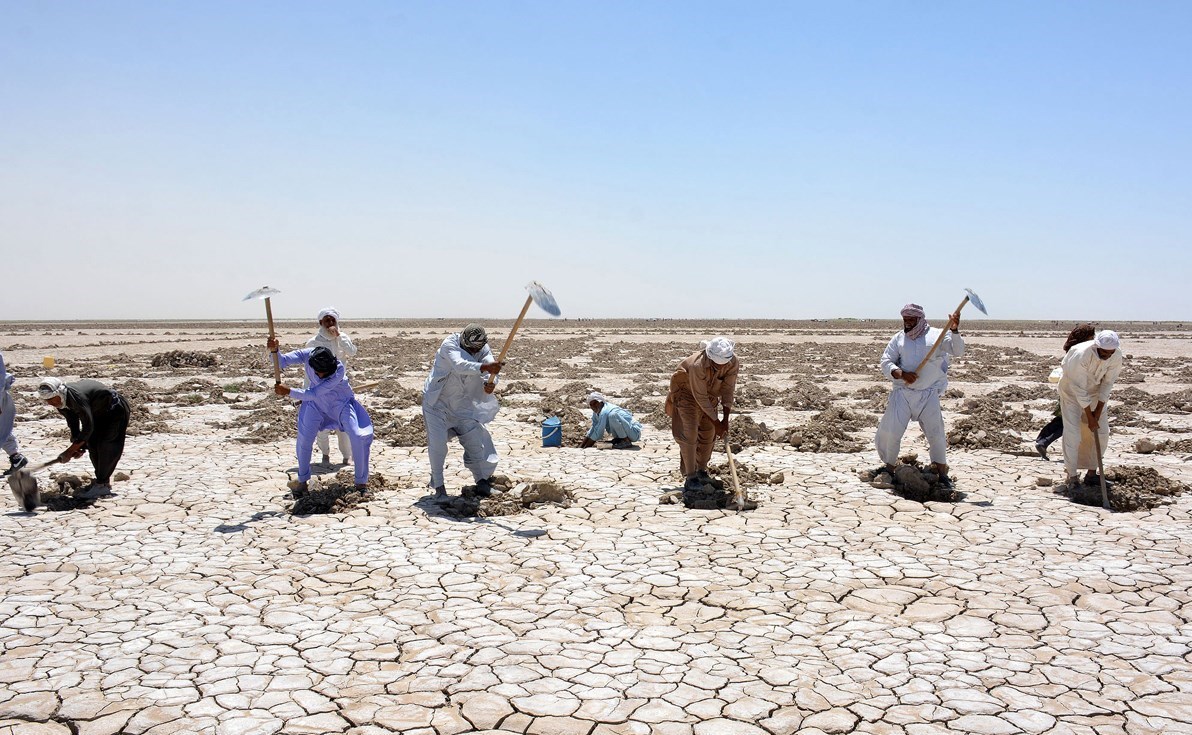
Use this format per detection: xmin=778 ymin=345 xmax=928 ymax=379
xmin=413 ymin=493 xmax=547 ymax=538
xmin=215 ymin=510 xmax=285 ymax=534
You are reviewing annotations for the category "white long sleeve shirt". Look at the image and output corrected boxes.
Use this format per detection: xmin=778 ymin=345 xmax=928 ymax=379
xmin=422 ymin=333 xmax=499 ymax=422
xmin=1059 ymin=340 xmax=1123 ymax=409
xmin=880 ymin=327 xmax=965 ymax=392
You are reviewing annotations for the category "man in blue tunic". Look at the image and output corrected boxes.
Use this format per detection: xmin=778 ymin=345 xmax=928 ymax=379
xmin=269 ymin=338 xmax=373 ymax=496
xmin=580 ymin=392 xmax=642 ymax=449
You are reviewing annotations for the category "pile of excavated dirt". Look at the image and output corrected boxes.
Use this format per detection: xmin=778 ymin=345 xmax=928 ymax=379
xmin=986 ymin=384 xmax=1054 ymax=402
xmin=853 ymin=385 xmax=890 ymax=412
xmin=109 ymin=379 xmax=174 ymax=435
xmin=948 ymin=401 xmax=1036 ymax=450
xmin=435 ymin=477 xmax=574 ymax=517
xmin=728 ymin=414 xmax=771 ymax=449
xmin=290 ymin=470 xmax=390 ymax=515
xmin=225 ymin=398 xmax=296 ymax=443
xmin=706 ymin=458 xmax=784 ymax=490
xmin=1116 ymin=387 xmax=1192 ymax=415
xmin=383 ymin=415 xmax=427 ymax=447
xmin=782 ymin=381 xmax=836 ymax=411
xmin=638 ymin=401 xmax=671 ymax=431
xmin=366 ymin=380 xmax=423 ymax=403
xmin=735 ymin=383 xmax=782 ymax=408
xmin=859 ymin=460 xmax=964 ymax=503
xmin=1134 ymin=437 xmax=1192 ymax=455
xmin=151 ymin=350 xmax=217 ymax=369
xmin=168 ymin=378 xmax=225 ymax=405
xmin=1054 ymin=465 xmax=1188 ymax=512
xmin=779 ymin=406 xmax=871 ymax=453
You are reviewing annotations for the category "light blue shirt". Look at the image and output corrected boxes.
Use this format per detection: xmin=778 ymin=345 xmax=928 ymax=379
xmin=588 ymin=402 xmax=635 ymax=441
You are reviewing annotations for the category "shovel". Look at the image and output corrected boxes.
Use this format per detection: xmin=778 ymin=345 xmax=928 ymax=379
xmin=1092 ymin=427 xmax=1111 ymax=510
xmin=7 ymin=458 xmax=62 ymax=512
xmin=485 ymin=281 xmax=562 ymax=389
xmin=724 ymin=435 xmax=746 ymax=511
xmin=243 ymin=286 xmax=282 ymax=385
xmin=911 ymin=288 xmax=989 ymax=374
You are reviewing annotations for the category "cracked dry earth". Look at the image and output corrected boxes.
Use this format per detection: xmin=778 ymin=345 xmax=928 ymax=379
xmin=3 ymin=321 xmax=1192 ymax=735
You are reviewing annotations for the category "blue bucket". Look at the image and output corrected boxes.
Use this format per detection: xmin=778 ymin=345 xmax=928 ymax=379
xmin=541 ymin=416 xmax=562 ymax=447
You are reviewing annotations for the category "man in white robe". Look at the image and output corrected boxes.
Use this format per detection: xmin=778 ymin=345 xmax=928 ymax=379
xmin=875 ymin=303 xmax=963 ymax=487
xmin=1058 ymin=330 xmax=1124 ymax=487
xmin=306 ymin=307 xmax=359 ymax=465
xmin=422 ymin=324 xmax=503 ymax=502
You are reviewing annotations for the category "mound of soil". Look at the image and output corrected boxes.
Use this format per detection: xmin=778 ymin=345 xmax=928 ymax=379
xmin=780 ymin=407 xmax=871 ymax=453
xmin=860 ymin=460 xmax=964 ymax=503
xmin=151 ymin=350 xmax=217 ymax=369
xmin=728 ymin=414 xmax=771 ymax=449
xmin=948 ymin=401 xmax=1036 ymax=450
xmin=383 ymin=415 xmax=427 ymax=447
xmin=169 ymin=378 xmax=225 ymax=405
xmin=435 ymin=477 xmax=574 ymax=517
xmin=782 ymin=381 xmax=836 ymax=411
xmin=1054 ymin=465 xmax=1188 ymax=512
xmin=1134 ymin=437 xmax=1192 ymax=455
xmin=736 ymin=383 xmax=782 ymax=408
xmin=290 ymin=470 xmax=390 ymax=514
xmin=1117 ymin=387 xmax=1192 ymax=415
xmin=986 ymin=384 xmax=1054 ymax=402
xmin=225 ymin=398 xmax=296 ymax=443
xmin=706 ymin=458 xmax=783 ymax=490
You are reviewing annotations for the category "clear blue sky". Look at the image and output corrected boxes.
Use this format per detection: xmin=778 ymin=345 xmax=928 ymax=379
xmin=2 ymin=2 xmax=1189 ymax=321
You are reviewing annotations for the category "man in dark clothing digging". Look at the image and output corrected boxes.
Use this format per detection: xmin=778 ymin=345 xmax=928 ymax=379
xmin=37 ymin=377 xmax=130 ymax=499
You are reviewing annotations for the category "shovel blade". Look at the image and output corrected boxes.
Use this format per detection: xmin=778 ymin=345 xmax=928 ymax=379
xmin=525 ymin=281 xmax=562 ymax=317
xmin=964 ymin=288 xmax=988 ymax=315
xmin=243 ymin=286 xmax=282 ymax=302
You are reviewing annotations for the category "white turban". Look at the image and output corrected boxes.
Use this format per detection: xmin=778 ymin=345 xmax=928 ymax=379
xmin=586 ymin=391 xmax=607 ymax=405
xmin=37 ymin=377 xmax=67 ymax=402
xmin=317 ymin=307 xmax=340 ymax=323
xmin=702 ymin=337 xmax=736 ymax=365
xmin=1094 ymin=330 xmax=1120 ymax=350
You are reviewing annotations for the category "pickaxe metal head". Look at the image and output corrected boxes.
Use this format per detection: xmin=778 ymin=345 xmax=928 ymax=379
xmin=243 ymin=286 xmax=282 ymax=302
xmin=526 ymin=281 xmax=562 ymax=317
xmin=964 ymin=288 xmax=989 ymax=315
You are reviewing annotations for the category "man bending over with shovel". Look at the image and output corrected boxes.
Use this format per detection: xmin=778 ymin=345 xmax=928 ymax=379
xmin=875 ymin=303 xmax=963 ymax=488
xmin=666 ymin=338 xmax=739 ymax=494
xmin=1058 ymin=330 xmax=1123 ymax=490
xmin=269 ymin=338 xmax=373 ymax=496
xmin=422 ymin=324 xmax=503 ymax=503
xmin=37 ymin=377 xmax=131 ymax=499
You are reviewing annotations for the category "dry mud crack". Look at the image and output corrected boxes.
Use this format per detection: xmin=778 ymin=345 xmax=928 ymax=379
xmin=2 ymin=319 xmax=1192 ymax=734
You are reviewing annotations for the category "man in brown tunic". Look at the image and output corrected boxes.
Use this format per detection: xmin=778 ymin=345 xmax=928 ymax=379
xmin=665 ymin=337 xmax=739 ymax=493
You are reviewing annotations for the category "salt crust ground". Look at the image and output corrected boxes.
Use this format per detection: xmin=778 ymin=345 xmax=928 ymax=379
xmin=2 ymin=320 xmax=1192 ymax=735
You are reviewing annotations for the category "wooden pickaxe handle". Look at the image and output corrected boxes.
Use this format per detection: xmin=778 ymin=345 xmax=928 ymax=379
xmin=911 ymin=294 xmax=970 ymax=375
xmin=725 ymin=435 xmax=745 ymax=510
xmin=265 ymin=296 xmax=281 ymax=385
xmin=486 ymin=294 xmax=534 ymax=386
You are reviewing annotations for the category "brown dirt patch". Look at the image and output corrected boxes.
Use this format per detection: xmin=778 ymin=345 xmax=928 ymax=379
xmin=434 ymin=477 xmax=574 ymax=517
xmin=151 ymin=350 xmax=217 ymax=369
xmin=1054 ymin=465 xmax=1188 ymax=512
xmin=290 ymin=470 xmax=390 ymax=515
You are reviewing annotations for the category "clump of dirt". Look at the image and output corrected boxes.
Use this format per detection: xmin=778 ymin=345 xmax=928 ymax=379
xmin=1054 ymin=465 xmax=1188 ymax=512
xmin=728 ymin=414 xmax=771 ymax=449
xmin=367 ymin=380 xmax=423 ymax=403
xmin=707 ymin=458 xmax=784 ymax=489
xmin=639 ymin=401 xmax=671 ymax=431
xmin=151 ymin=350 xmax=217 ymax=369
xmin=500 ymin=380 xmax=538 ymax=395
xmin=383 ymin=415 xmax=427 ymax=447
xmin=290 ymin=470 xmax=389 ymax=514
xmin=108 ymin=379 xmax=173 ymax=435
xmin=434 ymin=476 xmax=574 ymax=517
xmin=859 ymin=459 xmax=964 ymax=503
xmin=986 ymin=384 xmax=1054 ymax=402
xmin=1134 ymin=437 xmax=1192 ymax=455
xmin=658 ymin=472 xmax=759 ymax=510
xmin=853 ymin=385 xmax=890 ymax=412
xmin=168 ymin=378 xmax=225 ymax=405
xmin=1116 ymin=387 xmax=1192 ymax=415
xmin=782 ymin=381 xmax=835 ymax=411
xmin=948 ymin=401 xmax=1036 ymax=450
xmin=779 ymin=407 xmax=871 ymax=453
xmin=943 ymin=388 xmax=965 ymax=399
xmin=225 ymin=397 xmax=296 ymax=443
xmin=736 ymin=383 xmax=782 ymax=408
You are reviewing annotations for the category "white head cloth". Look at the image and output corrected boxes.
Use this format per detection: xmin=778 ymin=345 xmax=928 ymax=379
xmin=37 ymin=377 xmax=67 ymax=401
xmin=1094 ymin=330 xmax=1120 ymax=350
xmin=586 ymin=391 xmax=607 ymax=405
xmin=317 ymin=307 xmax=340 ymax=323
xmin=702 ymin=337 xmax=736 ymax=365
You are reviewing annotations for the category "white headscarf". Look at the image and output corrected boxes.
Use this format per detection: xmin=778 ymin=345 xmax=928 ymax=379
xmin=586 ymin=391 xmax=607 ymax=405
xmin=1094 ymin=330 xmax=1120 ymax=350
xmin=702 ymin=337 xmax=736 ymax=365
xmin=37 ymin=377 xmax=67 ymax=402
xmin=317 ymin=307 xmax=340 ymax=323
